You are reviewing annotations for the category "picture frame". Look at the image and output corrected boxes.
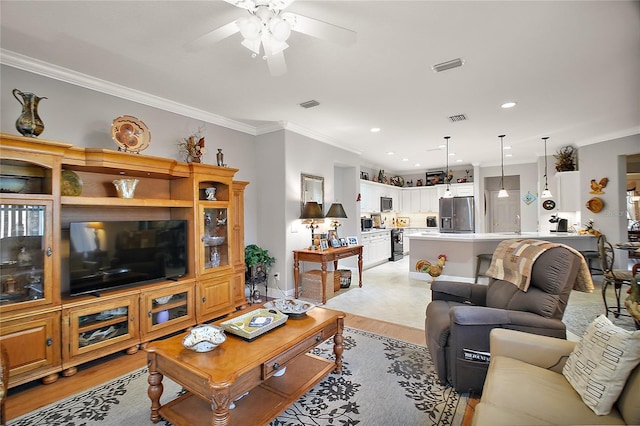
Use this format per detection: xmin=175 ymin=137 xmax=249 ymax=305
xmin=347 ymin=236 xmax=358 ymax=246
xmin=327 ymin=229 xmax=338 ymax=241
xmin=320 ymin=239 xmax=329 ymax=250
xmin=331 ymin=238 xmax=341 ymax=248
xmin=339 ymin=237 xmax=348 ymax=247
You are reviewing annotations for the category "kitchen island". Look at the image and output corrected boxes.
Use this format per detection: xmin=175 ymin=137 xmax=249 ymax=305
xmin=409 ymin=232 xmax=596 ymax=282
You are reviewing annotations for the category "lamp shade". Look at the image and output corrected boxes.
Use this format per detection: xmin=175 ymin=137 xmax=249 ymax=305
xmin=300 ymin=201 xmax=324 ymax=219
xmin=325 ymin=203 xmax=347 ymax=219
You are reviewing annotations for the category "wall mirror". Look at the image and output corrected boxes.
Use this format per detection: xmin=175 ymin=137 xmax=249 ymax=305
xmin=301 ymin=173 xmax=324 ymax=215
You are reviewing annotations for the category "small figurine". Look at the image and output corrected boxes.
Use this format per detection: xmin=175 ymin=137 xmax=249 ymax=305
xmin=17 ymin=246 xmax=32 ymax=266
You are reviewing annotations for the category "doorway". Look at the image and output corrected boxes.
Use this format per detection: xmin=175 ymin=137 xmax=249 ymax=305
xmin=489 ymin=190 xmax=521 ymax=233
xmin=484 ymin=175 xmax=521 ymax=233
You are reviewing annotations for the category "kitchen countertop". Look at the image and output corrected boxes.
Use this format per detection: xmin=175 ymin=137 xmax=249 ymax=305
xmin=408 ymin=231 xmax=593 ymax=241
xmin=408 ymin=232 xmax=596 ymax=281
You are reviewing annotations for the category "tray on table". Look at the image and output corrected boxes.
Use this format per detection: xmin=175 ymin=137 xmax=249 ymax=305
xmin=220 ymin=308 xmax=288 ymax=340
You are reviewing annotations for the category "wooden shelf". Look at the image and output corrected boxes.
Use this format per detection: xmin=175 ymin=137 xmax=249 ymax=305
xmin=61 ymin=196 xmax=192 ymax=207
xmin=156 ymin=353 xmax=334 ymax=426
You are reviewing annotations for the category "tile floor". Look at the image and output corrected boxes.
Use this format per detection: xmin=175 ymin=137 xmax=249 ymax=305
xmin=319 ymin=256 xmax=637 ymax=340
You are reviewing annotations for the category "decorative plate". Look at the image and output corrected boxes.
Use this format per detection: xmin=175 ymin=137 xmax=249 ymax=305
xmin=220 ymin=308 xmax=288 ymax=340
xmin=264 ymin=298 xmax=316 ymax=317
xmin=61 ymin=170 xmax=83 ymax=196
xmin=586 ymin=197 xmax=604 ymax=213
xmin=111 ymin=115 xmax=151 ymax=152
xmin=542 ymin=199 xmax=556 ymax=210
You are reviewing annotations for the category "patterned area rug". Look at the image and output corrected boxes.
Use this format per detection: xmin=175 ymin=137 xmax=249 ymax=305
xmin=9 ymin=328 xmax=467 ymax=426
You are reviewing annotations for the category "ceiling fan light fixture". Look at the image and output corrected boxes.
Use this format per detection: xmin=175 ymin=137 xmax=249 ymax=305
xmin=269 ymin=16 xmax=291 ymax=42
xmin=241 ymin=38 xmax=262 ymax=55
xmin=237 ymin=15 xmax=262 ymax=40
xmin=265 ymin=38 xmax=289 ymax=56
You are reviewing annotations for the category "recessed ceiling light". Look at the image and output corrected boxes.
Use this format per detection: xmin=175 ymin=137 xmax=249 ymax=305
xmin=456 ymin=159 xmax=463 ymax=162
xmin=387 ymin=151 xmax=394 ymax=155
xmin=449 ymin=152 xmax=456 ymax=156
xmin=501 ymin=102 xmax=517 ymax=109
xmin=370 ymin=127 xmax=381 ymax=133
xmin=402 ymin=158 xmax=409 ymax=162
xmin=503 ymin=146 xmax=512 ymax=150
xmin=437 ymin=144 xmax=446 ymax=149
xmin=414 ymin=163 xmax=421 ymax=167
xmin=505 ymin=153 xmax=513 ymax=157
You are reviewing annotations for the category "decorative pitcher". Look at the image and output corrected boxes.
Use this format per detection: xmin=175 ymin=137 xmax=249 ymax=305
xmin=13 ymin=89 xmax=47 ymax=137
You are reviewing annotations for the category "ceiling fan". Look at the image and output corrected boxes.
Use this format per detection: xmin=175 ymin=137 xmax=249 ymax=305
xmin=186 ymin=0 xmax=357 ymax=76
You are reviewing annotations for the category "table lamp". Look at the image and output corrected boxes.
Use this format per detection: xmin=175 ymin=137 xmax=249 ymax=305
xmin=325 ymin=202 xmax=347 ymax=232
xmin=300 ymin=201 xmax=324 ymax=248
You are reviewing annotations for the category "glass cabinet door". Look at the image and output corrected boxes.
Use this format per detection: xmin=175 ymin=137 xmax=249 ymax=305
xmin=0 ymin=202 xmax=50 ymax=306
xmin=201 ymin=207 xmax=228 ymax=270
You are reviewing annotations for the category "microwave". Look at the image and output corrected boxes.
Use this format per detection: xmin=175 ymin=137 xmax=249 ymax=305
xmin=380 ymin=197 xmax=393 ymax=212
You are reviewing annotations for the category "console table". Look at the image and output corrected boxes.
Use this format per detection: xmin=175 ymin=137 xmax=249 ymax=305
xmin=146 ymin=306 xmax=345 ymax=426
xmin=293 ymin=245 xmax=363 ymax=303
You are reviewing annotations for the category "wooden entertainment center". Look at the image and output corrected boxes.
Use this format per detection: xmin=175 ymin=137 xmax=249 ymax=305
xmin=0 ymin=133 xmax=249 ymax=388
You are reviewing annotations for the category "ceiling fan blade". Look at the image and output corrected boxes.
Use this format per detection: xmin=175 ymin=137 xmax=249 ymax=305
xmin=185 ymin=21 xmax=239 ymax=51
xmin=224 ymin=0 xmax=297 ymax=11
xmin=283 ymin=13 xmax=356 ymax=46
xmin=223 ymin=0 xmax=257 ymax=11
xmin=267 ymin=51 xmax=287 ymax=76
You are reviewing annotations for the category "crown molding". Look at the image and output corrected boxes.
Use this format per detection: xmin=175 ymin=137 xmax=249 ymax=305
xmin=1 ymin=49 xmax=365 ymax=154
xmin=0 ymin=49 xmax=257 ymax=135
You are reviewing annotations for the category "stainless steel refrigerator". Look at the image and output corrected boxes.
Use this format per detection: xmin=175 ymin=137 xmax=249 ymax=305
xmin=439 ymin=196 xmax=475 ymax=233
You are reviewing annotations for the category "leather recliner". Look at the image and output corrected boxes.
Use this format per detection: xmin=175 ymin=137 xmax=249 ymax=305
xmin=425 ymin=246 xmax=581 ymax=393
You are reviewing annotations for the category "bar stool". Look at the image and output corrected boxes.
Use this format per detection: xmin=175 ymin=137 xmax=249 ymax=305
xmin=579 ymin=250 xmax=602 ymax=275
xmin=475 ymin=253 xmax=493 ymax=283
xmin=598 ymin=235 xmax=634 ymax=318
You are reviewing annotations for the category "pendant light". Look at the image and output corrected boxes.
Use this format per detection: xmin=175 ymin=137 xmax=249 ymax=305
xmin=443 ymin=136 xmax=453 ymax=198
xmin=498 ymin=134 xmax=509 ymax=198
xmin=540 ymin=136 xmax=553 ymax=198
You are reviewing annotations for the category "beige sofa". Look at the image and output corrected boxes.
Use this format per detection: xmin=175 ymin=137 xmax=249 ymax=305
xmin=472 ymin=329 xmax=640 ymax=425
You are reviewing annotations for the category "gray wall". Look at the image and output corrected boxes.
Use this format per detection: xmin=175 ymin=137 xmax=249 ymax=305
xmin=1 ymin=64 xmax=261 ymax=253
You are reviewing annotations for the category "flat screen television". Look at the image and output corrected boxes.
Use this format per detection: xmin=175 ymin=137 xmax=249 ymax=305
xmin=68 ymin=220 xmax=188 ymax=296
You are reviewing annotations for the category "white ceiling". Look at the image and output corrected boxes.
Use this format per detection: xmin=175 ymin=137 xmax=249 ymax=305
xmin=1 ymin=1 xmax=639 ymax=173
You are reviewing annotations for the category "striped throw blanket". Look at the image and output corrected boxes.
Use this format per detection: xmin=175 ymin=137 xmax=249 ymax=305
xmin=485 ymin=239 xmax=594 ymax=293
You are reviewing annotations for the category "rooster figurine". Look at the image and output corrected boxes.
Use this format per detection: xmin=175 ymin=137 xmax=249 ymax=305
xmin=416 ymin=254 xmax=447 ymax=278
xmin=589 ymin=177 xmax=609 ymax=194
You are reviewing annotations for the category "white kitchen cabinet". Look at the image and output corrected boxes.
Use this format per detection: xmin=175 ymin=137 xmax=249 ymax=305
xmin=420 ymin=187 xmax=438 ymax=212
xmin=453 ymin=183 xmax=474 ymax=196
xmin=410 ymin=189 xmax=421 ymax=212
xmin=555 ymin=171 xmax=580 ymax=212
xmin=362 ymin=230 xmax=391 ymax=268
xmin=401 ymin=190 xmax=411 ymax=213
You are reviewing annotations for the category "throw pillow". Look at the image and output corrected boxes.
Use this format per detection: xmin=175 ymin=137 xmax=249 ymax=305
xmin=562 ymin=314 xmax=640 ymax=415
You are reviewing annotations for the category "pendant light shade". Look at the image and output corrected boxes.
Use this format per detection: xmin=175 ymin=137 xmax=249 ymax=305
xmin=540 ymin=137 xmax=553 ymax=199
xmin=443 ymin=136 xmax=453 ymax=198
xmin=498 ymin=134 xmax=509 ymax=198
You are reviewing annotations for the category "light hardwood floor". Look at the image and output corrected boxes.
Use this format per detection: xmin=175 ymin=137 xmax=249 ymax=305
xmin=4 ymin=313 xmax=435 ymax=421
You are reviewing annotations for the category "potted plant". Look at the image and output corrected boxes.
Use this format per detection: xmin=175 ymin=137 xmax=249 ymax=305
xmin=554 ymin=146 xmax=577 ymax=172
xmin=245 ymin=244 xmax=276 ymax=279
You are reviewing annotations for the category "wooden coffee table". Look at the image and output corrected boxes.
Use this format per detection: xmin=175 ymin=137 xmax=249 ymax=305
xmin=145 ymin=307 xmax=345 ymax=426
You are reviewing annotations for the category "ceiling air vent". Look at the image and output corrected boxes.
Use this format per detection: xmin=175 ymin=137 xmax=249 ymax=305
xmin=432 ymin=58 xmax=464 ymax=73
xmin=449 ymin=114 xmax=467 ymax=122
xmin=299 ymin=100 xmax=320 ymax=109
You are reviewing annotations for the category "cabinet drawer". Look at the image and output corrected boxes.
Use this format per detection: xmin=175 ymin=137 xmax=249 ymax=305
xmin=262 ymin=323 xmax=337 ymax=379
